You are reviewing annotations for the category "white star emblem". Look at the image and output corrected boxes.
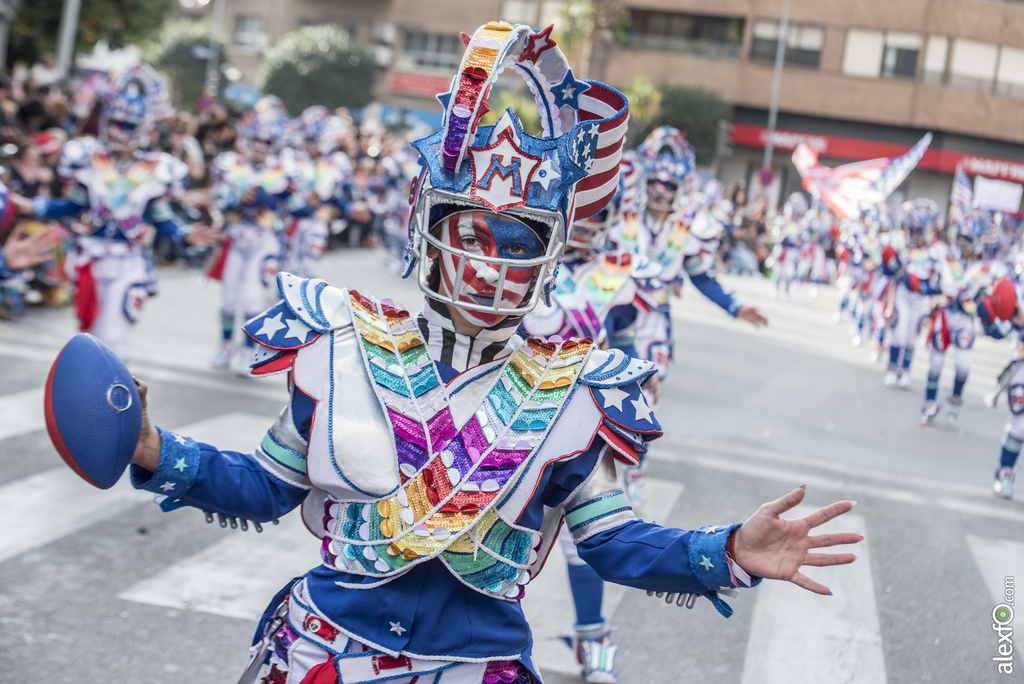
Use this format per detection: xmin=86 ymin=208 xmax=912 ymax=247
xmin=389 ymin=621 xmax=406 ymax=635
xmin=174 ymin=434 xmax=187 ymax=446
xmin=283 ymin=317 xmax=310 ymax=342
xmin=631 ymin=396 xmax=653 ymax=423
xmin=533 ymin=158 xmax=561 ymax=191
xmin=598 ymin=387 xmax=629 ymax=411
xmin=561 ymin=84 xmax=576 ymax=100
xmin=255 ymin=312 xmax=286 ymax=339
xmin=160 ymin=481 xmax=176 ymax=492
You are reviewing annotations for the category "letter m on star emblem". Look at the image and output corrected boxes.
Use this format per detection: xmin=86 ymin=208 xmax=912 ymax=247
xmin=469 ymin=127 xmax=541 ymax=212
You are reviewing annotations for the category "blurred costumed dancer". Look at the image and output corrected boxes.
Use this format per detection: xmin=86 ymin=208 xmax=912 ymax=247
xmin=883 ymin=199 xmax=944 ymax=390
xmin=21 ymin=64 xmax=213 ymax=360
xmin=207 ymin=95 xmax=310 ymax=374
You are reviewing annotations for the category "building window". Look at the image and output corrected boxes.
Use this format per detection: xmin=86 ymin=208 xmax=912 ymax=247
xmin=750 ymin=20 xmax=823 ymax=68
xmin=842 ymin=29 xmax=920 ymax=79
xmin=626 ymin=9 xmax=744 ymax=60
xmin=400 ymin=32 xmax=463 ymax=71
xmin=234 ymin=15 xmax=268 ymax=50
xmin=948 ymin=38 xmax=998 ymax=92
xmin=921 ymin=35 xmax=948 ymax=85
xmin=880 ymin=32 xmax=920 ymax=79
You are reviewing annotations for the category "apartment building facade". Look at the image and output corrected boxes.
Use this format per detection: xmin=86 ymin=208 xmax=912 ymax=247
xmin=218 ymin=0 xmax=1024 ymax=207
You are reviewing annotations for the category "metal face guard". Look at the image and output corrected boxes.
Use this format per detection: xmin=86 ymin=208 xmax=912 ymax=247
xmin=414 ymin=187 xmax=565 ymax=317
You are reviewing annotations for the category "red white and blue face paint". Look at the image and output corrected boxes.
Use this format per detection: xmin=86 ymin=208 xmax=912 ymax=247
xmin=105 ymin=119 xmax=139 ymax=152
xmin=436 ymin=210 xmax=545 ymax=327
xmin=646 ymin=178 xmax=678 ymax=211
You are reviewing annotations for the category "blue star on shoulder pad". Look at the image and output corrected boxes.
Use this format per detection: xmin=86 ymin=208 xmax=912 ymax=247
xmin=242 ymin=301 xmax=316 ymax=351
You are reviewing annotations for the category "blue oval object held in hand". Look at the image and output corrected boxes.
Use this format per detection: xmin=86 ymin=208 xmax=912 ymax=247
xmin=44 ymin=333 xmax=141 ymax=489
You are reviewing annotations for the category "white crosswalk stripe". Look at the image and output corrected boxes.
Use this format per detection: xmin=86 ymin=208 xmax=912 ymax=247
xmin=0 ymin=387 xmax=46 ymax=441
xmin=741 ymin=508 xmax=884 ymax=684
xmin=0 ymin=467 xmax=149 ymax=564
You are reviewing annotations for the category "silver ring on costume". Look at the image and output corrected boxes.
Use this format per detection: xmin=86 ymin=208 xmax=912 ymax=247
xmin=107 ymin=384 xmax=133 ymax=412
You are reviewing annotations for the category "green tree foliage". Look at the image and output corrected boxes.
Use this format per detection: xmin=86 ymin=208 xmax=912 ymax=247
xmin=622 ymin=76 xmax=661 ymax=145
xmin=143 ymin=20 xmax=226 ymax=112
xmin=641 ymin=86 xmax=733 ymax=165
xmin=9 ymin=0 xmax=175 ymax=68
xmin=256 ymin=25 xmax=374 ymax=115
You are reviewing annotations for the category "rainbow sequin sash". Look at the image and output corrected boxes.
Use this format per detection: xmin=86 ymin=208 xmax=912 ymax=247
xmin=323 ymin=291 xmax=592 ymax=599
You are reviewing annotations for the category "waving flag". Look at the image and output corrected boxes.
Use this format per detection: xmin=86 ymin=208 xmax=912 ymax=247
xmin=792 ymin=132 xmax=932 ymax=219
xmin=569 ymin=85 xmax=630 ymax=222
xmin=950 ymin=163 xmax=974 ymax=208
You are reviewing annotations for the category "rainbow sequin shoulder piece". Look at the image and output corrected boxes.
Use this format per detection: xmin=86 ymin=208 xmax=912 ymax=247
xmin=324 ymin=289 xmax=593 ymax=600
xmin=652 ymin=216 xmax=691 ymax=269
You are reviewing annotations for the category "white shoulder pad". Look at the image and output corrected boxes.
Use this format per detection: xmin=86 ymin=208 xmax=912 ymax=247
xmin=580 ymin=348 xmax=656 ymax=388
xmin=277 ymin=272 xmax=352 ymax=333
xmin=151 ymin=152 xmax=189 ymax=198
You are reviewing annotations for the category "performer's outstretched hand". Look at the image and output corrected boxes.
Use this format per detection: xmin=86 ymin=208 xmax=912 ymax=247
xmin=2 ymin=225 xmax=58 ymax=269
xmin=185 ymin=223 xmax=220 ymax=247
xmin=732 ymin=486 xmax=861 ymax=595
xmin=131 ymin=379 xmax=162 ymax=474
xmin=736 ymin=306 xmax=769 ymax=328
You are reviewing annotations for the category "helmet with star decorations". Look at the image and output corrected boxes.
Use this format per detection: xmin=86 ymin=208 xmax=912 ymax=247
xmin=101 ymin=63 xmax=171 ymax=152
xmin=634 ymin=126 xmax=695 ymax=213
xmin=402 ymin=21 xmax=629 ymax=318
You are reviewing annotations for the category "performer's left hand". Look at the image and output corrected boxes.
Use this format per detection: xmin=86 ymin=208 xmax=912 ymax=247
xmin=736 ymin=306 xmax=768 ymax=328
xmin=732 ymin=486 xmax=861 ymax=595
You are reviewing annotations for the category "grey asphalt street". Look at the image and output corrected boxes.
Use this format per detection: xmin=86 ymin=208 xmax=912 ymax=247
xmin=1 ymin=249 xmax=1021 ymax=684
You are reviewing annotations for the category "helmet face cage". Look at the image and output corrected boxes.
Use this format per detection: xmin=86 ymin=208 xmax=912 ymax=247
xmin=413 ymin=186 xmax=565 ymax=317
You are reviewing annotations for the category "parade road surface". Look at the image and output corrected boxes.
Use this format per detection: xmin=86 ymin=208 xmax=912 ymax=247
xmin=1 ymin=249 xmax=1020 ymax=684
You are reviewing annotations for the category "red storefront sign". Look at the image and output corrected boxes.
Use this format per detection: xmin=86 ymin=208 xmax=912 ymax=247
xmin=731 ymin=123 xmax=1024 ymax=182
xmin=386 ymin=71 xmax=452 ymax=98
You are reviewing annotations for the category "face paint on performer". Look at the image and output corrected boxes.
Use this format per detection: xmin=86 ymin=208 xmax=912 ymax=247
xmin=251 ymin=138 xmax=272 ymax=164
xmin=646 ymin=178 xmax=678 ymax=211
xmin=435 ymin=210 xmax=545 ymax=328
xmin=105 ymin=119 xmax=138 ymax=152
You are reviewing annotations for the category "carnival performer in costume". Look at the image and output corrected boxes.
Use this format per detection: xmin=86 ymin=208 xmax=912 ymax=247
xmin=920 ymin=209 xmax=1005 ymax=424
xmin=883 ymin=199 xmax=944 ymax=390
xmin=769 ymin=193 xmax=807 ymax=300
xmin=280 ymin=106 xmax=345 ymax=279
xmin=208 ymin=95 xmax=310 ymax=374
xmin=18 ymin=64 xmax=213 ymax=360
xmin=612 ymin=129 xmax=768 ymax=376
xmin=981 ymin=276 xmax=1024 ymax=498
xmin=127 ymin=23 xmax=859 ymax=684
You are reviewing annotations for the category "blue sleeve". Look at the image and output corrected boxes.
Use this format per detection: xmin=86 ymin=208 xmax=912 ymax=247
xmin=130 ymin=427 xmax=307 ymax=522
xmin=578 ymin=520 xmax=752 ymax=617
xmin=689 ymin=271 xmax=743 ymax=316
xmin=0 ymin=248 xmax=13 ymax=279
xmin=605 ymin=303 xmax=638 ymax=358
xmin=33 ymin=196 xmax=87 ymax=220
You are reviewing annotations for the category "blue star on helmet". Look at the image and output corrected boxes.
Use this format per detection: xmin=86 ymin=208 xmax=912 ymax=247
xmin=552 ymin=68 xmax=590 ymax=111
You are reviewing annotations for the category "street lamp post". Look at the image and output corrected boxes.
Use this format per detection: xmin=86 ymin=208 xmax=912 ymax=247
xmin=762 ymin=0 xmax=791 ymax=172
xmin=204 ymin=0 xmax=227 ymax=97
xmin=56 ymin=0 xmax=82 ymax=77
